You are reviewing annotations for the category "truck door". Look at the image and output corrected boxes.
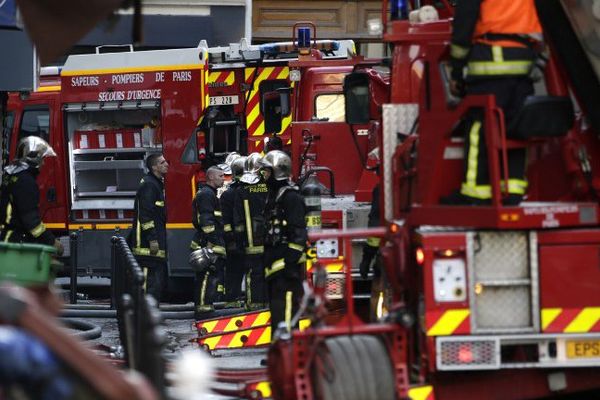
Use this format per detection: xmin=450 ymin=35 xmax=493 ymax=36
xmin=13 ymin=101 xmax=66 ymax=227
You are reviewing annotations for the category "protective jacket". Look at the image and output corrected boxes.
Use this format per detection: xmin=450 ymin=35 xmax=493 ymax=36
xmin=191 ymin=184 xmax=226 ymax=256
xmin=450 ymin=0 xmax=542 ymax=80
xmin=0 ymin=162 xmax=55 ymax=245
xmin=264 ymin=184 xmax=308 ymax=279
xmin=220 ymin=181 xmax=240 ymax=253
xmin=130 ymin=173 xmax=167 ymax=259
xmin=232 ymin=179 xmax=268 ymax=256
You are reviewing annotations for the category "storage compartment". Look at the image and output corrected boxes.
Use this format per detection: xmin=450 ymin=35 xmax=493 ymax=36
xmin=66 ymin=102 xmax=162 ymax=218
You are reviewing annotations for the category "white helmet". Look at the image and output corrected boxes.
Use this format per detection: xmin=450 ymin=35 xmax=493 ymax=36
xmin=16 ymin=136 xmax=56 ymax=168
xmin=260 ymin=150 xmax=291 ymax=181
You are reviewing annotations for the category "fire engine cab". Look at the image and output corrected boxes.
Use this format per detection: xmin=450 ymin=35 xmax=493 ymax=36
xmin=3 ymin=26 xmax=379 ymax=292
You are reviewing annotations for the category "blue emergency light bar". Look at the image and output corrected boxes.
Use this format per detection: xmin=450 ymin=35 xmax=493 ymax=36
xmin=297 ymin=27 xmax=311 ymax=49
xmin=391 ymin=0 xmax=409 ymax=20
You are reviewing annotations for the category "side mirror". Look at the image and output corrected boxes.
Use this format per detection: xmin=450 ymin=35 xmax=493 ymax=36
xmin=343 ymin=72 xmax=370 ymax=124
xmin=263 ymin=88 xmax=291 ymax=134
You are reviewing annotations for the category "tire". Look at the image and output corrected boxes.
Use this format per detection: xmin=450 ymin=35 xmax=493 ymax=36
xmin=313 ymin=335 xmax=396 ymax=400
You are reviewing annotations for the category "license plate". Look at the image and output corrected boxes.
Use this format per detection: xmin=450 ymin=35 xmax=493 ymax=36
xmin=566 ymin=340 xmax=600 ymax=358
xmin=209 ymin=95 xmax=239 ymax=106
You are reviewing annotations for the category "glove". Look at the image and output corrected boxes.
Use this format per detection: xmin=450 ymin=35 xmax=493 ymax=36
xmin=149 ymin=240 xmax=160 ymax=255
xmin=53 ymin=239 xmax=64 ymax=257
xmin=449 ymin=57 xmax=466 ymax=98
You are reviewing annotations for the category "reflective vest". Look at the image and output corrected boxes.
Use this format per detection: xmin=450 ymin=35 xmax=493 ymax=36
xmin=474 ymin=0 xmax=542 ymax=48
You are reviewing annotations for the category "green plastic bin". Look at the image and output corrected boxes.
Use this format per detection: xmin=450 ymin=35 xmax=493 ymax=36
xmin=0 ymin=242 xmax=57 ymax=286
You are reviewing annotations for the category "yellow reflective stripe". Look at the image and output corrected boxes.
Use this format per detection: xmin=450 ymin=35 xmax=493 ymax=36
xmin=298 ymin=253 xmax=306 ymax=263
xmin=214 ymin=211 xmax=222 ymax=217
xmin=408 ymin=386 xmax=434 ymax=400
xmin=245 ymin=245 xmax=264 ymax=255
xmin=210 ymin=244 xmax=226 ymax=255
xmin=141 ymin=221 xmax=155 ymax=230
xmin=202 ymin=225 xmax=215 ymax=233
xmin=265 ymin=258 xmax=285 ymax=278
xmin=224 ymin=224 xmax=232 ymax=232
xmin=366 ymin=237 xmax=381 ymax=247
xmin=243 ymin=199 xmax=254 ymax=247
xmin=200 ymin=273 xmax=209 ymax=307
xmin=468 ymin=61 xmax=532 ymax=76
xmin=136 ymin=215 xmax=141 ymax=247
xmin=450 ymin=43 xmax=470 ymax=59
xmin=234 ymin=225 xmax=245 ymax=232
xmin=542 ymin=308 xmax=562 ymax=331
xmin=190 ymin=240 xmax=201 ymax=250
xmin=288 ymin=242 xmax=304 ymax=252
xmin=427 ymin=309 xmax=470 ymax=336
xmin=4 ymin=203 xmax=12 ymax=225
xmin=565 ymin=307 xmax=600 ymax=333
xmin=503 ymin=179 xmax=528 ymax=195
xmin=465 ymin=120 xmax=481 ymax=189
xmin=132 ymin=247 xmax=166 ymax=258
xmin=492 ymin=45 xmax=503 ymax=62
xmin=285 ymin=290 xmax=292 ymax=332
xmin=3 ymin=230 xmax=13 ymax=242
xmin=30 ymin=223 xmax=46 ymax=238
xmin=462 ymin=179 xmax=528 ymax=199
xmin=155 ymin=200 xmax=164 ymax=207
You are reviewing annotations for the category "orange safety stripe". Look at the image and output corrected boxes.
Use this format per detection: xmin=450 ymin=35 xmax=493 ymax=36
xmin=542 ymin=307 xmax=600 ymax=333
xmin=425 ymin=309 xmax=470 ymax=336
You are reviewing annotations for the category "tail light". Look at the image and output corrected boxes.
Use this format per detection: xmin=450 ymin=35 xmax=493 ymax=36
xmin=196 ymin=130 xmax=206 ymax=160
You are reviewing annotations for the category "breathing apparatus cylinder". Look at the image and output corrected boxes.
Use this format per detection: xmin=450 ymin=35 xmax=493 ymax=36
xmin=302 ymin=174 xmax=322 ymax=231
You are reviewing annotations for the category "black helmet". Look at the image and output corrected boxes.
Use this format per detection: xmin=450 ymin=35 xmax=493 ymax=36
xmin=16 ymin=136 xmax=56 ymax=168
xmin=261 ymin=150 xmax=291 ymax=181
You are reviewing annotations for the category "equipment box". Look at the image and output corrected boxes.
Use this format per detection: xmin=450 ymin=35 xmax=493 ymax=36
xmin=0 ymin=242 xmax=57 ymax=286
xmin=74 ymin=129 xmax=143 ymax=150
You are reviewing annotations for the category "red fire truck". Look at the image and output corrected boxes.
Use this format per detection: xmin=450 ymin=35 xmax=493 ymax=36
xmin=265 ymin=1 xmax=600 ymax=399
xmin=2 ymin=30 xmax=378 ymax=291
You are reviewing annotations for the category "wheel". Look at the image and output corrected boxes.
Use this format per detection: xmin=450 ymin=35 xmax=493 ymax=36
xmin=312 ymin=335 xmax=396 ymax=400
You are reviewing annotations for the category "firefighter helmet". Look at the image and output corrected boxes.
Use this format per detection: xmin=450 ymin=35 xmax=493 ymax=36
xmin=188 ymin=247 xmax=217 ymax=273
xmin=16 ymin=136 xmax=56 ymax=168
xmin=261 ymin=150 xmax=291 ymax=181
xmin=231 ymin=156 xmax=247 ymax=180
xmin=219 ymin=152 xmax=241 ymax=174
xmin=245 ymin=152 xmax=262 ymax=174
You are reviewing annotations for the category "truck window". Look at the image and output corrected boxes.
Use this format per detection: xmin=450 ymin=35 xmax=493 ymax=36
xmin=19 ymin=106 xmax=50 ymax=142
xmin=259 ymin=80 xmax=291 ymax=117
xmin=315 ymin=94 xmax=345 ymax=122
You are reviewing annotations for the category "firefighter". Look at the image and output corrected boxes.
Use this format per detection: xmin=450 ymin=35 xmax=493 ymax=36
xmin=260 ymin=150 xmax=308 ymax=337
xmin=233 ymin=152 xmax=269 ymax=310
xmin=443 ymin=0 xmax=542 ymax=205
xmin=359 ymin=184 xmax=381 ymax=280
xmin=0 ymin=136 xmax=63 ymax=255
xmin=221 ymin=156 xmax=247 ymax=306
xmin=130 ymin=153 xmax=169 ymax=303
xmin=191 ymin=166 xmax=226 ymax=317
